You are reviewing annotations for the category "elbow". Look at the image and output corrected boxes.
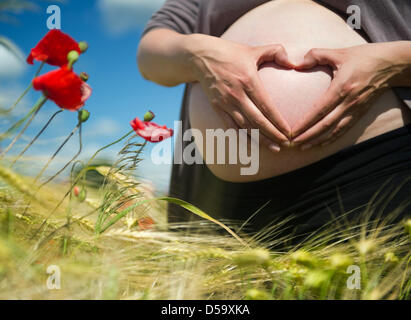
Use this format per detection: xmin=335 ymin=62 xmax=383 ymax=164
xmin=136 ymin=49 xmax=179 ymax=87
xmin=136 ymin=31 xmax=181 ymax=87
xmin=137 ymin=44 xmax=151 ymax=81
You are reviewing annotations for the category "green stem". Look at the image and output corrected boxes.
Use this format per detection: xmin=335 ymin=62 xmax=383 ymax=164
xmin=0 ymin=97 xmax=46 ymax=159
xmin=0 ymin=95 xmax=48 ymax=142
xmin=30 ymin=130 xmax=134 ymax=239
xmin=22 ymin=120 xmax=81 ymax=219
xmin=87 ymin=130 xmax=135 ymax=168
xmin=95 ymin=139 xmax=146 ymax=230
xmin=96 ymin=199 xmax=148 ymax=234
xmin=10 ymin=109 xmax=63 ymax=168
xmin=399 ymin=256 xmax=411 ymax=298
xmin=70 ymin=129 xmax=135 ymax=190
xmin=33 ymin=121 xmax=81 ymax=185
xmin=97 ymin=197 xmax=247 ymax=248
xmin=39 ymin=122 xmax=82 ymax=188
xmin=0 ymin=62 xmax=45 ymax=115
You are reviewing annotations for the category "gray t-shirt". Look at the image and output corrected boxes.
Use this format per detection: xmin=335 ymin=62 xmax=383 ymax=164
xmin=143 ymin=0 xmax=411 ymax=107
xmin=142 ymin=0 xmax=411 ymax=221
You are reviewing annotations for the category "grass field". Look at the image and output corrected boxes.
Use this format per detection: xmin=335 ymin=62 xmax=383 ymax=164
xmin=0 ymin=137 xmax=410 ymax=300
xmin=1 ymin=2 xmax=410 ymax=301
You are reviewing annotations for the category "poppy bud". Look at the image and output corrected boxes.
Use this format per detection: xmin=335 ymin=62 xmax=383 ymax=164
xmin=80 ymin=72 xmax=89 ymax=82
xmin=78 ymin=109 xmax=90 ymax=123
xmin=78 ymin=41 xmax=88 ymax=53
xmin=78 ymin=188 xmax=86 ymax=202
xmin=138 ymin=217 xmax=155 ymax=230
xmin=67 ymin=50 xmax=79 ymax=69
xmin=143 ymin=110 xmax=155 ymax=122
xmin=73 ymin=186 xmax=80 ymax=197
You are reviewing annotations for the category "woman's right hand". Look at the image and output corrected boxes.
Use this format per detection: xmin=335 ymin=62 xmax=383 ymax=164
xmin=185 ymin=34 xmax=294 ymax=151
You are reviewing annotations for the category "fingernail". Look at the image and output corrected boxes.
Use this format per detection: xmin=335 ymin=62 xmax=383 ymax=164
xmin=301 ymin=144 xmax=312 ymax=151
xmin=282 ymin=141 xmax=291 ymax=147
xmin=268 ymin=143 xmax=281 ymax=153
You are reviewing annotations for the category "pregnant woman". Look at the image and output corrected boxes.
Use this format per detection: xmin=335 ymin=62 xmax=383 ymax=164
xmin=138 ymin=0 xmax=411 ymax=243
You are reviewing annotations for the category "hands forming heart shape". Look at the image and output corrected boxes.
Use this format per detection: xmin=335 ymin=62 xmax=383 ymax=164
xmin=285 ymin=43 xmax=398 ymax=151
xmin=194 ymin=38 xmax=401 ymax=152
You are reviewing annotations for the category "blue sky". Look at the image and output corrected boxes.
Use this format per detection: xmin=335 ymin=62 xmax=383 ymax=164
xmin=0 ymin=0 xmax=184 ymax=192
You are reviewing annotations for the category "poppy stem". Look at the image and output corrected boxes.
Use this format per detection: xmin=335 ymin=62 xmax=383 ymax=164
xmin=0 ymin=95 xmax=48 ymax=158
xmin=67 ymin=129 xmax=135 ymax=198
xmin=0 ymin=106 xmax=41 ymax=158
xmin=0 ymin=61 xmax=45 ymax=115
xmin=87 ymin=130 xmax=135 ymax=167
xmin=38 ymin=122 xmax=82 ymax=188
xmin=32 ymin=121 xmax=81 ymax=185
xmin=10 ymin=109 xmax=63 ymax=168
xmin=30 ymin=129 xmax=135 ymax=239
xmin=0 ymin=95 xmax=48 ymax=142
xmin=22 ymin=120 xmax=82 ymax=220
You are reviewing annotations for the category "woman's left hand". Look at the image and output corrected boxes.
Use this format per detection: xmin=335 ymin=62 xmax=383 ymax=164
xmin=291 ymin=42 xmax=411 ymax=149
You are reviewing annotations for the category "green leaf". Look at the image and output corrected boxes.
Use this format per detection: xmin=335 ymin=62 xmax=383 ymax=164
xmin=157 ymin=197 xmax=248 ymax=247
xmin=98 ymin=196 xmax=248 ymax=247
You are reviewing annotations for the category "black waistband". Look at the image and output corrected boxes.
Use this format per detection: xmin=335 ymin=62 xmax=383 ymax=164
xmin=195 ymin=124 xmax=411 ymax=225
xmin=216 ymin=124 xmax=411 ymax=195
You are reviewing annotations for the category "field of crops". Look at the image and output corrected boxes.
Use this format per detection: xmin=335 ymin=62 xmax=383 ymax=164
xmin=0 ymin=151 xmax=410 ymax=299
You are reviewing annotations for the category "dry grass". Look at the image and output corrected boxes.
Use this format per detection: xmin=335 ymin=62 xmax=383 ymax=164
xmin=0 ymin=161 xmax=410 ymax=300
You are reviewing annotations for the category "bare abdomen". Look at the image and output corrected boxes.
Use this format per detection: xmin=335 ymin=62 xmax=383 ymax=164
xmin=188 ymin=0 xmax=406 ymax=182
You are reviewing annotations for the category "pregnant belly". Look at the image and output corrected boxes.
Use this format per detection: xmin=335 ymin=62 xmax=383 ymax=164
xmin=188 ymin=0 xmax=406 ymax=182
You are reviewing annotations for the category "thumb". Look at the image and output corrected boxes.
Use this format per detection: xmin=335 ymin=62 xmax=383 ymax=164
xmin=254 ymin=44 xmax=295 ymax=69
xmin=295 ymin=48 xmax=341 ymax=70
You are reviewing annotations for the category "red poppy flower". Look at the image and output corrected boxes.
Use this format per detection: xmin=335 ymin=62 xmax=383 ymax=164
xmin=138 ymin=217 xmax=155 ymax=230
xmin=73 ymin=186 xmax=80 ymax=197
xmin=27 ymin=30 xmax=81 ymax=66
xmin=33 ymin=66 xmax=92 ymax=111
xmin=130 ymin=117 xmax=173 ymax=142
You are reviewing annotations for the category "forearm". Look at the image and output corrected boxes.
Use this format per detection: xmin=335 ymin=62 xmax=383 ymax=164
xmin=386 ymin=41 xmax=411 ymax=87
xmin=137 ymin=29 xmax=199 ymax=86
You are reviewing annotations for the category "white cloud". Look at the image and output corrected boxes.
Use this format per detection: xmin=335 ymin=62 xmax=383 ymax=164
xmin=0 ymin=42 xmax=26 ymax=78
xmin=98 ymin=0 xmax=166 ymax=35
xmin=85 ymin=117 xmax=122 ymax=137
xmin=137 ymin=159 xmax=171 ymax=193
xmin=0 ymin=84 xmax=31 ymax=114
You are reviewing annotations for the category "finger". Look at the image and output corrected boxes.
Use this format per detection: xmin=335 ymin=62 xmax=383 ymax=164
xmin=292 ymin=76 xmax=345 ymax=138
xmin=245 ymin=74 xmax=292 ymax=138
xmin=292 ymin=102 xmax=349 ymax=146
xmin=320 ymin=115 xmax=355 ymax=147
xmin=232 ymin=93 xmax=290 ymax=145
xmin=214 ymin=103 xmax=259 ymax=135
xmin=258 ymin=132 xmax=281 ymax=152
xmin=213 ymin=106 xmax=238 ymax=129
xmin=294 ymin=48 xmax=342 ymax=70
xmin=254 ymin=44 xmax=295 ymax=69
xmin=300 ymin=114 xmax=355 ymax=150
xmin=230 ymin=107 xmax=283 ymax=152
xmin=215 ymin=108 xmax=281 ymax=153
xmin=320 ymin=103 xmax=371 ymax=147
